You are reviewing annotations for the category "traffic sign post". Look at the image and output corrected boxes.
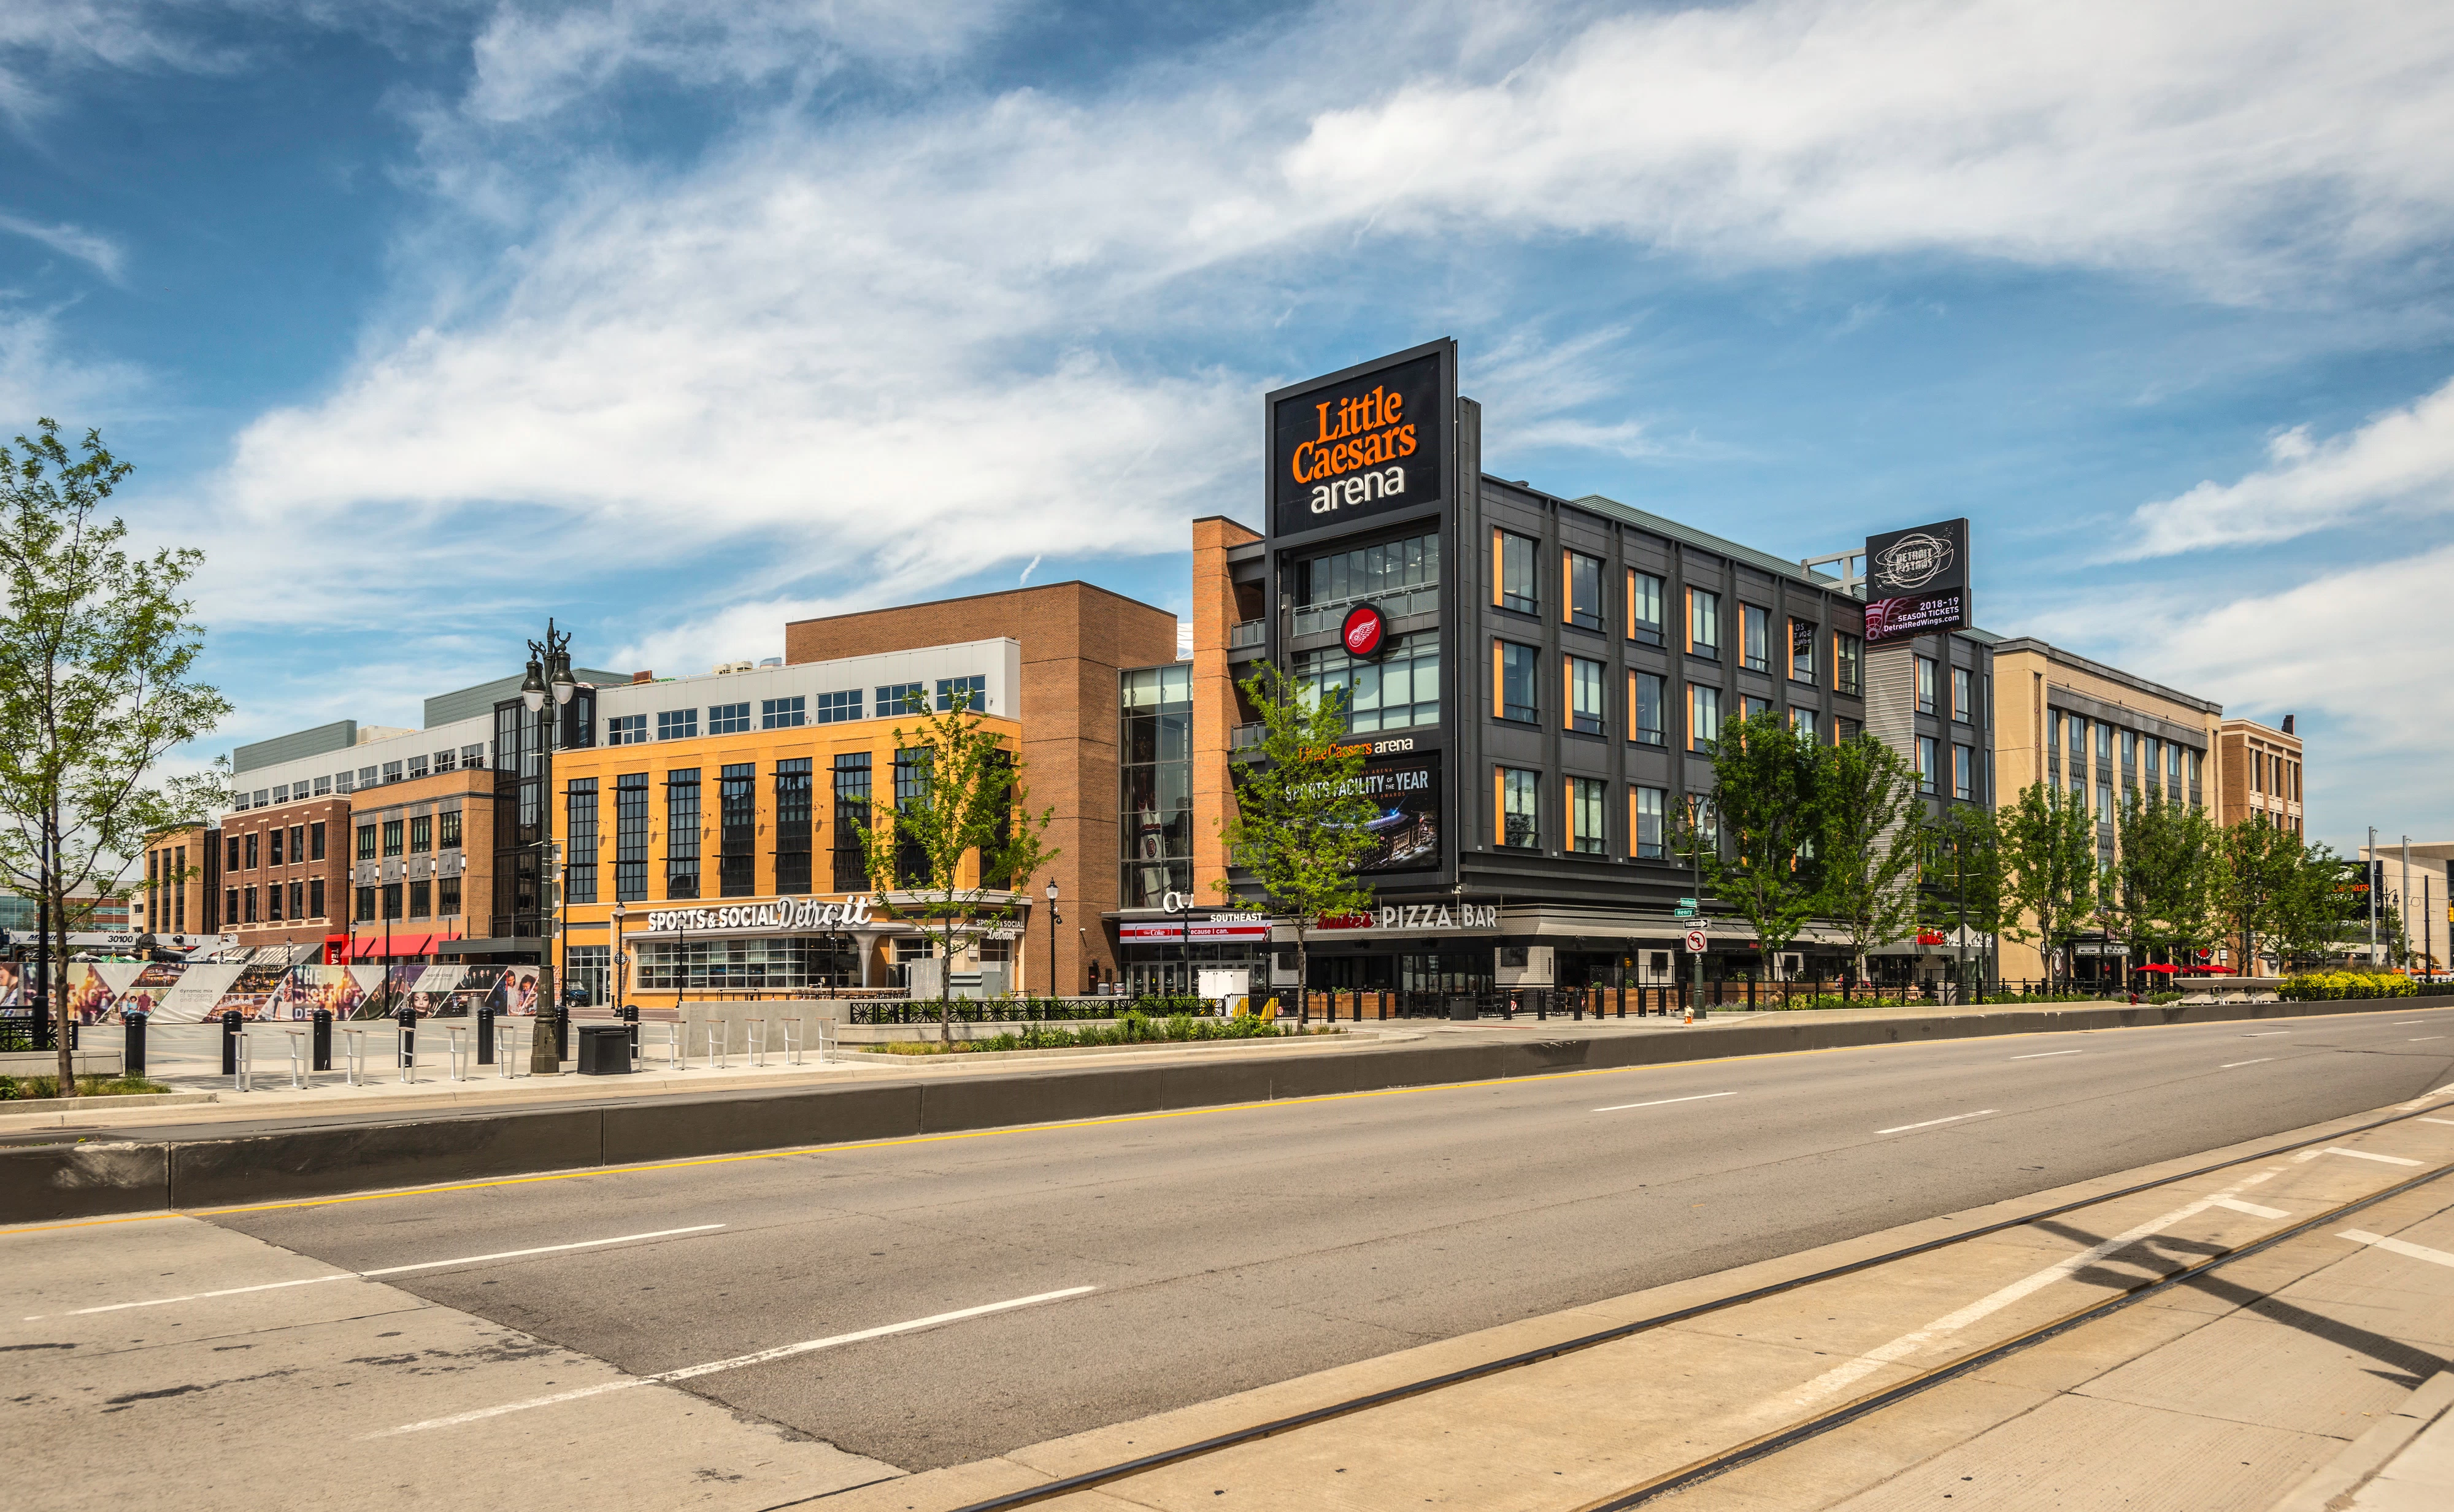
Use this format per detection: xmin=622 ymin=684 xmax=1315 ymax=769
xmin=1683 ymin=929 xmax=1707 ymax=953
xmin=1683 ymin=928 xmax=1709 ymax=1021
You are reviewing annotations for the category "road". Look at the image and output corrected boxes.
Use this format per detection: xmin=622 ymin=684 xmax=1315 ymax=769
xmin=15 ymin=1005 xmax=2454 ymax=1493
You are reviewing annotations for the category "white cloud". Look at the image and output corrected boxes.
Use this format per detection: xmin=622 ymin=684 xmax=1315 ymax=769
xmin=2120 ymin=376 xmax=2454 ymax=558
xmin=0 ymin=305 xmax=143 ymax=424
xmin=0 ymin=212 xmax=126 ymax=279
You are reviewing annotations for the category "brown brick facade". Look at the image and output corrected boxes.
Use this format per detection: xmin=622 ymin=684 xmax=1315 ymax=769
xmin=348 ymin=768 xmax=503 ymax=951
xmin=1190 ymin=516 xmax=1263 ymax=901
xmin=216 ymin=796 xmax=354 ymax=951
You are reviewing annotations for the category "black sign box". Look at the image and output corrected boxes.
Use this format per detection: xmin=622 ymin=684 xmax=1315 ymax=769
xmin=1353 ymin=748 xmax=1442 ymax=875
xmin=1269 ymin=344 xmax=1451 ymax=539
xmin=1863 ymin=517 xmax=1971 ymax=643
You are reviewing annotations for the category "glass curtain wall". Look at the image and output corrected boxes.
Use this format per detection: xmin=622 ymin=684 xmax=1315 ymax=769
xmin=1119 ymin=664 xmax=1192 ymax=908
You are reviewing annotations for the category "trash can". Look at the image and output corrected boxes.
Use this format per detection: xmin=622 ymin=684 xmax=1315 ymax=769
xmin=1449 ymin=995 xmax=1479 ymax=1022
xmin=576 ymin=1023 xmax=633 ymax=1076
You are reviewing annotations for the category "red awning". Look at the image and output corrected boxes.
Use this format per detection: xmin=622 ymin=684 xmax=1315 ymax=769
xmin=352 ymin=933 xmax=434 ymax=960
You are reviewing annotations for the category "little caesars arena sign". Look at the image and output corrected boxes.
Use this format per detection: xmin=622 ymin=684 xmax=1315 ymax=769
xmin=1269 ymin=340 xmax=1455 ymax=536
xmin=645 ymin=897 xmax=875 ymax=934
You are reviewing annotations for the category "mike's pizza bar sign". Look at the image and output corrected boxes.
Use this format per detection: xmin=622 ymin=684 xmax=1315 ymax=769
xmin=1863 ymin=517 xmax=1972 ymax=644
xmin=1269 ymin=340 xmax=1455 ymax=537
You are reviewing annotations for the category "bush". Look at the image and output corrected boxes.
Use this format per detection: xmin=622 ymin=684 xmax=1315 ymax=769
xmin=880 ymin=1012 xmax=1304 ymax=1054
xmin=0 ymin=1074 xmax=171 ymax=1100
xmin=2278 ymin=971 xmax=2418 ymax=1001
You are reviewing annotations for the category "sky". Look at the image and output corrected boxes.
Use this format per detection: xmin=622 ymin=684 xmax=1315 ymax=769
xmin=4 ymin=0 xmax=2452 ymax=853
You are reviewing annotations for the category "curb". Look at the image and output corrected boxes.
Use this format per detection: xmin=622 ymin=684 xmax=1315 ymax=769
xmin=5 ymin=992 xmax=2450 ymax=1225
xmin=2267 ymin=1370 xmax=2454 ymax=1511
xmin=0 ymin=1091 xmax=220 ymax=1119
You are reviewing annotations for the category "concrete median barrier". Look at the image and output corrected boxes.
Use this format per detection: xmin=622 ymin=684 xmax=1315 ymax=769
xmin=166 ymin=1107 xmax=604 ymax=1210
xmin=602 ymin=1083 xmax=923 ymax=1166
xmin=0 ymin=1140 xmax=171 ymax=1223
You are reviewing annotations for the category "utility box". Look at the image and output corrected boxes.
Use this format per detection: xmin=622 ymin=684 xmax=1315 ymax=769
xmin=575 ymin=1024 xmax=632 ymax=1076
xmin=1198 ymin=968 xmax=1250 ymax=1008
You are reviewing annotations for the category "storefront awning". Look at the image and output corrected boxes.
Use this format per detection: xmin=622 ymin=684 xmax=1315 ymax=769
xmin=434 ymin=936 xmax=537 ymax=957
xmin=351 ymin=932 xmax=434 ymax=959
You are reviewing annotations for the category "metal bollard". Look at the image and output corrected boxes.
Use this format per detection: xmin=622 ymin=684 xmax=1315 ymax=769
xmin=396 ymin=1004 xmax=417 ymax=1083
xmin=312 ymin=1008 xmax=332 ymax=1072
xmin=620 ymin=1002 xmax=639 ymax=1060
xmin=476 ymin=1002 xmax=495 ymax=1065
xmin=123 ymin=1010 xmax=148 ymax=1078
xmin=221 ymin=1009 xmax=242 ymax=1074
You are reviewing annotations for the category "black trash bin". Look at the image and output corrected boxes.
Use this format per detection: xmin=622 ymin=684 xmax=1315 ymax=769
xmin=1449 ymin=995 xmax=1478 ymax=1022
xmin=576 ymin=1023 xmax=633 ymax=1076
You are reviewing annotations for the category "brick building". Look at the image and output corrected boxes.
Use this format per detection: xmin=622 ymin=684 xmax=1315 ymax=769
xmin=2217 ymin=715 xmax=2304 ymax=835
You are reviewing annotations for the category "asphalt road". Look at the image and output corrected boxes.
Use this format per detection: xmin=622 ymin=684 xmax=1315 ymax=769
xmin=182 ymin=1006 xmax=2454 ymax=1473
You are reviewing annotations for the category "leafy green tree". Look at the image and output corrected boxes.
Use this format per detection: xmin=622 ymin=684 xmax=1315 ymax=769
xmin=1999 ymin=783 xmax=2098 ymax=987
xmin=1814 ymin=734 xmax=1925 ymax=988
xmin=1214 ymin=663 xmax=1379 ymax=1006
xmin=0 ymin=421 xmax=230 ymax=1093
xmin=856 ymin=687 xmax=1054 ymax=1045
xmin=2107 ymin=791 xmax=2222 ymax=967
xmin=2269 ymin=842 xmax=2365 ymax=970
xmin=1688 ymin=712 xmax=1823 ymax=979
xmin=2217 ymin=818 xmax=2306 ymax=977
xmin=1923 ymin=802 xmax=2005 ymax=995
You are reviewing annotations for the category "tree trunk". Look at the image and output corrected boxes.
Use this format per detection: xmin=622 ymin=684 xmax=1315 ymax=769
xmin=1293 ymin=929 xmax=1308 ymax=1026
xmin=939 ymin=913 xmax=955 ymax=1047
xmin=51 ymin=819 xmax=75 ymax=1097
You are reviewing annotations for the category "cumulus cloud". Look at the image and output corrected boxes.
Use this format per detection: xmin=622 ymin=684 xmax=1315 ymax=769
xmin=2120 ymin=376 xmax=2454 ymax=558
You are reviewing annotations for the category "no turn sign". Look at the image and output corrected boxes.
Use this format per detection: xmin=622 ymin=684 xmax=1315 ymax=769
xmin=1684 ymin=929 xmax=1707 ymax=954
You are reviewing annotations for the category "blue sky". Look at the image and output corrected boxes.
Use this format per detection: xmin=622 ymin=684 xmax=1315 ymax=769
xmin=5 ymin=0 xmax=2452 ymax=851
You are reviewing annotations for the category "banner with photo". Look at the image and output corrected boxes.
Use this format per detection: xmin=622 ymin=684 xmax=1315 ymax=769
xmin=22 ymin=961 xmax=550 ymax=1023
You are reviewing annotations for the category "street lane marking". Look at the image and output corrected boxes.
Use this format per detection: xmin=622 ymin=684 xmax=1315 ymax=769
xmin=2010 ymin=1051 xmax=2083 ymax=1061
xmin=1877 ymin=1110 xmax=1998 ymax=1135
xmin=2293 ymin=1147 xmax=2423 ymax=1167
xmin=2220 ymin=1059 xmax=2273 ymax=1069
xmin=2394 ymin=1085 xmax=2454 ymax=1110
xmin=1594 ymin=1092 xmax=1735 ymax=1113
xmin=2412 ymin=1037 xmax=2445 ymax=1043
xmin=23 ymin=1224 xmax=725 ymax=1320
xmin=2420 ymin=1118 xmax=2454 ymax=1127
xmin=2341 ymin=1230 xmax=2454 ymax=1269
xmin=2210 ymin=1196 xmax=2290 ymax=1219
xmin=367 ymin=1285 xmax=1098 ymax=1437
xmin=1786 ymin=1169 xmax=2283 ymax=1410
xmin=2242 ymin=1032 xmax=2291 ymax=1037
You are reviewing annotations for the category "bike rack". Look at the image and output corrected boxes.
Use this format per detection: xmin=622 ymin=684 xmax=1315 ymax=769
xmin=340 ymin=1026 xmax=369 ymax=1086
xmin=231 ymin=1032 xmax=253 ymax=1092
xmin=439 ymin=1025 xmax=468 ymax=1083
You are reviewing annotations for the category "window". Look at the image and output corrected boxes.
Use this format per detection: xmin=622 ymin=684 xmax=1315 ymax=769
xmin=438 ymin=876 xmax=461 ymax=916
xmin=382 ymin=819 xmax=403 ymax=858
xmin=1631 ymin=670 xmax=1666 ymax=746
xmin=407 ymin=754 xmax=428 ymax=780
xmin=776 ymin=759 xmax=813 ymax=896
xmin=268 ymin=827 xmax=283 ymax=867
xmin=665 ymin=769 xmax=701 ymax=898
xmin=383 ymin=761 xmax=402 ymax=784
xmin=1917 ymin=736 xmax=1938 ymax=794
xmin=816 ymin=689 xmax=861 ymax=723
xmin=409 ymin=881 xmax=431 ymax=919
xmin=355 ymin=824 xmax=375 ymax=861
xmin=245 ymin=832 xmax=259 ymax=870
xmin=309 ymin=822 xmax=325 ymax=861
xmin=433 ymin=748 xmax=456 ymax=774
xmin=608 ymin=714 xmax=647 ymax=745
xmin=358 ymin=766 xmax=378 ymax=789
xmin=353 ymin=886 xmax=372 ymax=923
xmin=289 ymin=824 xmax=305 ymax=865
xmin=382 ymin=883 xmax=402 ymax=921
xmin=313 ymin=775 xmax=333 ymax=796
xmin=893 ymin=748 xmax=931 ymax=886
xmin=937 ymin=675 xmax=986 ymax=712
xmin=1741 ymin=695 xmax=1771 ymax=723
xmin=565 ymin=778 xmax=598 ymax=905
xmin=266 ymin=883 xmax=281 ymax=921
xmin=1951 ymin=667 xmax=1973 ymax=723
xmin=1628 ymin=570 xmax=1665 ymax=646
xmin=409 ymin=815 xmax=432 ymax=853
xmin=1687 ymin=794 xmax=1720 ymax=854
xmin=1566 ymin=656 xmax=1604 ymax=734
xmin=1297 ymin=531 xmax=1439 ymax=608
xmin=874 ymin=683 xmax=924 ymax=718
xmin=720 ymin=763 xmax=756 ymax=897
xmin=2095 ymin=720 xmax=2112 ymax=765
xmin=438 ymin=810 xmax=461 ymax=850
xmin=1953 ymin=743 xmax=1974 ymax=801
xmin=2142 ymin=737 xmax=2161 ymax=796
xmin=307 ymin=879 xmax=323 ymax=920
xmin=1793 ymin=707 xmax=1820 ymax=742
xmin=1689 ymin=683 xmax=1723 ymax=751
xmin=1494 ymin=529 xmax=1538 ymax=614
xmin=763 ymin=696 xmax=809 ymax=729
xmin=1834 ymin=631 xmax=1863 ymax=695
xmin=228 ymin=835 xmax=240 ymax=872
xmin=334 ymin=770 xmax=353 ymax=794
xmin=1293 ymin=632 xmax=1440 ymax=732
xmin=1498 ymin=767 xmax=1540 ymax=848
xmin=2121 ymin=729 xmax=2137 ymax=773
xmin=1632 ymin=786 xmax=1667 ymax=859
xmin=1495 ymin=642 xmax=1538 ymax=723
xmin=1789 ymin=620 xmax=1817 ymax=682
xmin=1567 ymin=777 xmax=1606 ymax=854
xmin=1565 ymin=551 xmax=1604 ymax=630
xmin=1687 ymin=588 xmax=1721 ymax=659
xmin=1915 ymin=656 xmax=1937 ymax=715
xmin=462 ymin=743 xmax=486 ymax=769
xmin=709 ymin=701 xmax=752 ymax=735
xmin=615 ymin=773 xmax=650 ymax=901
xmin=243 ymin=886 xmax=257 ymax=923
xmin=1742 ymin=604 xmax=1769 ymax=671
xmin=658 ymin=708 xmax=699 ymax=741
xmin=1120 ymin=665 xmax=1193 ymax=907
xmin=833 ymin=753 xmax=872 ymax=891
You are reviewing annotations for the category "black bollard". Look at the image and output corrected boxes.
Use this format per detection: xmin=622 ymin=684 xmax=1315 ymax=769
xmin=221 ymin=1009 xmax=241 ymax=1075
xmin=476 ymin=1002 xmax=495 ymax=1065
xmin=396 ymin=1002 xmax=416 ymax=1069
xmin=123 ymin=1009 xmax=148 ymax=1078
xmin=311 ymin=1009 xmax=332 ymax=1072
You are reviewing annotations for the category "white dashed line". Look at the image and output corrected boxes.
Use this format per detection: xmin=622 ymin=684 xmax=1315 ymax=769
xmin=2220 ymin=1059 xmax=2272 ymax=1069
xmin=2412 ymin=1037 xmax=2445 ymax=1043
xmin=1878 ymin=1110 xmax=1998 ymax=1135
xmin=2011 ymin=1051 xmax=2083 ymax=1061
xmin=2341 ymin=1230 xmax=2454 ymax=1270
xmin=1594 ymin=1091 xmax=1736 ymax=1113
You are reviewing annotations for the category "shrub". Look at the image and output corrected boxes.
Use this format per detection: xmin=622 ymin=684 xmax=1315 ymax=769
xmin=0 ymin=1074 xmax=170 ymax=1100
xmin=2279 ymin=971 xmax=2418 ymax=1001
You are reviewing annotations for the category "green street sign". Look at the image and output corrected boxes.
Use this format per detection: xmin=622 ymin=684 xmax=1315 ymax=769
xmin=1673 ymin=907 xmax=1698 ymax=918
xmin=1676 ymin=897 xmax=1698 ymax=906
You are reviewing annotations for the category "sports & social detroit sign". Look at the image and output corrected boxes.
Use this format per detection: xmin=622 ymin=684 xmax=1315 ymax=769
xmin=1863 ymin=517 xmax=1971 ymax=643
xmin=1269 ymin=343 xmax=1452 ymax=536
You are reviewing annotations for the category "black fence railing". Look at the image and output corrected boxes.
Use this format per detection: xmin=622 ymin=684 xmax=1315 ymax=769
xmin=850 ymin=996 xmax=1210 ymax=1026
xmin=0 ymin=1010 xmax=75 ymax=1052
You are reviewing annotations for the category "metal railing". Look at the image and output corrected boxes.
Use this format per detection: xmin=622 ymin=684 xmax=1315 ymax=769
xmin=1287 ymin=583 xmax=1440 ymax=639
xmin=850 ymin=994 xmax=1210 ymax=1025
xmin=1228 ymin=619 xmax=1265 ymax=650
xmin=1229 ymin=722 xmax=1265 ymax=751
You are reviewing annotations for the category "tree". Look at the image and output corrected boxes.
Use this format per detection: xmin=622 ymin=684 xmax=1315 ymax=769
xmin=1814 ymin=734 xmax=1925 ymax=989
xmin=855 ymin=687 xmax=1053 ymax=1045
xmin=1999 ymin=783 xmax=2098 ymax=988
xmin=2269 ymin=842 xmax=2365 ymax=970
xmin=0 ymin=421 xmax=229 ymax=1092
xmin=1923 ymin=802 xmax=2005 ymax=996
xmin=1214 ymin=662 xmax=1380 ymax=1008
xmin=2107 ymin=791 xmax=2221 ymax=967
xmin=2216 ymin=818 xmax=2304 ymax=977
xmin=1690 ymin=712 xmax=1823 ymax=979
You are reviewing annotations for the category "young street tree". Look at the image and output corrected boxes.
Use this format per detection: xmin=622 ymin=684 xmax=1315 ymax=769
xmin=2217 ymin=818 xmax=2306 ymax=977
xmin=1690 ymin=712 xmax=1823 ymax=981
xmin=1214 ymin=662 xmax=1380 ymax=1008
xmin=1999 ymin=783 xmax=2098 ymax=988
xmin=1923 ymin=802 xmax=2005 ymax=997
xmin=2269 ymin=841 xmax=2364 ymax=972
xmin=2107 ymin=790 xmax=2222 ymax=968
xmin=1814 ymin=733 xmax=1925 ymax=989
xmin=855 ymin=687 xmax=1054 ymax=1046
xmin=0 ymin=421 xmax=229 ymax=1093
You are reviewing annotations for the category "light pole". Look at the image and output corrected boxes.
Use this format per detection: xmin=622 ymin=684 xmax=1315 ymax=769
xmin=1688 ymin=794 xmax=1715 ymax=1018
xmin=521 ymin=622 xmax=575 ymax=1073
xmin=1044 ymin=878 xmax=1060 ymax=1004
xmin=612 ymin=899 xmax=634 ymax=1057
xmin=2367 ymin=825 xmax=2379 ymax=967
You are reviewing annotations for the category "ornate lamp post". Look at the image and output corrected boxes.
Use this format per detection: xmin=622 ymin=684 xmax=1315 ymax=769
xmin=521 ymin=622 xmax=575 ymax=1072
xmin=1044 ymin=877 xmax=1060 ymax=1002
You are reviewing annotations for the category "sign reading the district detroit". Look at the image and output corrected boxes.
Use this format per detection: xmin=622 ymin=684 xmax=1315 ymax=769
xmin=1862 ymin=517 xmax=1971 ymax=644
xmin=1269 ymin=342 xmax=1452 ymax=537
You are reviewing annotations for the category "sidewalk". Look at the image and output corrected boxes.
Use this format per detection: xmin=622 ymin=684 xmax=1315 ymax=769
xmin=2271 ymin=1372 xmax=2454 ymax=1511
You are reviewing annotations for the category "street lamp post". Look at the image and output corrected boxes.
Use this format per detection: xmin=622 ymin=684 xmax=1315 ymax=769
xmin=612 ymin=900 xmax=634 ymax=1057
xmin=521 ymin=621 xmax=576 ymax=1074
xmin=1044 ymin=878 xmax=1060 ymax=1004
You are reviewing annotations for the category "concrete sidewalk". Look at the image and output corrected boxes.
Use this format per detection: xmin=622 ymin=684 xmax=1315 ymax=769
xmin=2271 ymin=1372 xmax=2454 ymax=1511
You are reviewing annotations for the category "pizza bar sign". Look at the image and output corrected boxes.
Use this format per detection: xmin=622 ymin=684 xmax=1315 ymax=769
xmin=644 ymin=896 xmax=875 ymax=934
xmin=1320 ymin=904 xmax=1498 ymax=932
